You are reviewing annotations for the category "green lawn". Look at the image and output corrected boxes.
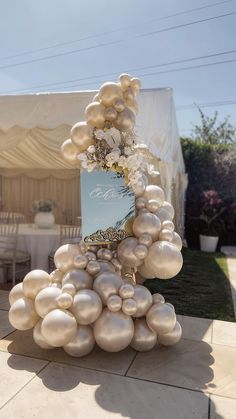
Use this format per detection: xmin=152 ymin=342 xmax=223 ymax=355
xmin=144 ymin=248 xmax=235 ymax=322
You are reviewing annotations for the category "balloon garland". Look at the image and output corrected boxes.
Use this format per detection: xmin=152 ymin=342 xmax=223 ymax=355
xmin=9 ymin=74 xmax=183 ymax=356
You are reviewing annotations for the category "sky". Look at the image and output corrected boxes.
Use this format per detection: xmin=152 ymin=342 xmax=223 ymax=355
xmin=0 ymin=0 xmax=236 ymax=135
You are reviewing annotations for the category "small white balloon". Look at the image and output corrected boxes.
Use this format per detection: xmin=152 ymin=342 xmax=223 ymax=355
xmin=152 ymin=293 xmax=165 ymax=304
xmin=71 ymin=289 xmax=102 ymax=325
xmin=50 ymin=269 xmax=64 ymax=284
xmin=9 ymin=283 xmax=24 ymax=306
xmin=132 ymin=285 xmax=153 ymax=318
xmin=61 ymin=283 xmax=76 ymax=296
xmin=171 ymin=231 xmax=183 ymax=251
xmin=107 ymin=295 xmax=122 ymax=312
xmin=62 ymin=269 xmax=93 ymax=291
xmin=130 ymin=319 xmax=157 ymax=351
xmin=158 ymin=321 xmax=182 ymax=346
xmin=54 ymin=244 xmax=80 ymax=273
xmin=57 ymin=292 xmax=73 ymax=309
xmin=63 ymin=325 xmax=95 ymax=357
xmin=35 ymin=287 xmax=61 ymax=318
xmin=41 ymin=309 xmax=77 ymax=347
xmin=23 ymin=270 xmax=51 ymax=299
xmin=119 ymin=283 xmax=134 ymax=299
xmin=143 ymin=185 xmax=165 ymax=206
xmin=162 ymin=220 xmax=175 ymax=232
xmin=9 ymin=297 xmax=39 ymax=330
xmin=146 ymin=303 xmax=176 ymax=335
xmin=73 ymin=255 xmax=88 ymax=269
xmin=122 ymin=298 xmax=137 ymax=316
xmin=159 ymin=229 xmax=173 ymax=242
xmin=134 ymin=244 xmax=148 ymax=259
xmin=162 ymin=201 xmax=175 ymax=219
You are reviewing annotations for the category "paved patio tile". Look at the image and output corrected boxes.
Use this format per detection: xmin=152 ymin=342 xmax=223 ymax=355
xmin=210 ymin=395 xmax=236 ymax=419
xmin=127 ymin=338 xmax=236 ymax=398
xmin=0 ymin=329 xmax=136 ymax=376
xmin=0 ymin=361 xmax=209 ymax=419
xmin=177 ymin=315 xmax=213 ymax=343
xmin=0 ymin=351 xmax=48 ymax=408
xmin=212 ymin=320 xmax=236 ymax=348
xmin=226 ymin=257 xmax=236 ymax=317
xmin=0 ymin=310 xmax=15 ymax=339
xmin=0 ymin=291 xmax=10 ymax=311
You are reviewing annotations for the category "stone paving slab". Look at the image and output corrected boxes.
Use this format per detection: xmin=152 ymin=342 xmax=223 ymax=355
xmin=210 ymin=395 xmax=236 ymax=419
xmin=0 ymin=361 xmax=209 ymax=419
xmin=0 ymin=310 xmax=14 ymax=339
xmin=0 ymin=291 xmax=10 ymax=311
xmin=177 ymin=314 xmax=213 ymax=342
xmin=225 ymin=257 xmax=236 ymax=318
xmin=212 ymin=319 xmax=236 ymax=348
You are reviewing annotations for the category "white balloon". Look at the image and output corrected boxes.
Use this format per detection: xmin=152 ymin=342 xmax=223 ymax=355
xmin=33 ymin=319 xmax=54 ymax=349
xmin=146 ymin=303 xmax=176 ymax=335
xmin=41 ymin=309 xmax=77 ymax=347
xmin=171 ymin=231 xmax=182 ymax=251
xmin=9 ymin=283 xmax=24 ymax=306
xmin=35 ymin=287 xmax=61 ymax=318
xmin=9 ymin=297 xmax=39 ymax=330
xmin=54 ymin=244 xmax=81 ymax=273
xmin=63 ymin=325 xmax=95 ymax=357
xmin=158 ymin=321 xmax=182 ymax=346
xmin=23 ymin=270 xmax=51 ymax=299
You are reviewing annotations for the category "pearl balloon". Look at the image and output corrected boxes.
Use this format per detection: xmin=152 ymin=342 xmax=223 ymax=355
xmin=146 ymin=199 xmax=160 ymax=213
xmin=155 ymin=208 xmax=172 ymax=223
xmin=9 ymin=283 xmax=24 ymax=306
xmin=133 ymin=178 xmax=146 ymax=197
xmin=73 ymin=255 xmax=88 ymax=269
xmin=35 ymin=287 xmax=61 ymax=318
xmin=158 ymin=321 xmax=182 ymax=346
xmin=70 ymin=121 xmax=93 ymax=151
xmin=54 ymin=244 xmax=80 ymax=273
xmin=159 ymin=229 xmax=173 ymax=242
xmin=94 ymin=308 xmax=134 ymax=352
xmin=133 ymin=213 xmax=161 ymax=241
xmin=162 ymin=201 xmax=175 ymax=219
xmin=93 ymin=271 xmax=123 ymax=304
xmin=138 ymin=233 xmax=152 ymax=247
xmin=62 ymin=269 xmax=93 ymax=291
xmin=119 ymin=283 xmax=134 ymax=299
xmin=172 ymin=232 xmax=182 ymax=251
xmin=113 ymin=98 xmax=125 ymax=112
xmin=135 ymin=197 xmax=147 ymax=210
xmin=138 ymin=208 xmax=149 ymax=215
xmin=63 ymin=325 xmax=95 ymax=357
xmin=85 ymin=102 xmax=106 ymax=129
xmin=111 ymin=258 xmax=122 ymax=272
xmin=9 ymin=298 xmax=39 ymax=330
xmin=50 ymin=269 xmax=64 ymax=284
xmin=144 ymin=241 xmax=183 ymax=279
xmin=50 ymin=283 xmax=62 ymax=289
xmin=143 ymin=185 xmax=165 ymax=206
xmin=119 ymin=73 xmax=131 ymax=90
xmin=33 ymin=319 xmax=53 ymax=349
xmin=85 ymin=251 xmax=97 ymax=261
xmin=61 ymin=139 xmax=79 ymax=166
xmin=137 ymin=263 xmax=156 ymax=279
xmin=23 ymin=270 xmax=51 ymax=299
xmin=99 ymin=82 xmax=123 ymax=107
xmin=41 ymin=309 xmax=77 ymax=347
xmin=101 ymin=249 xmax=113 ymax=261
xmin=130 ymin=77 xmax=141 ymax=92
xmin=134 ymin=244 xmax=148 ymax=259
xmin=71 ymin=289 xmax=102 ymax=325
xmin=57 ymin=292 xmax=73 ymax=309
xmin=104 ymin=107 xmax=117 ymax=122
xmin=162 ymin=220 xmax=175 ymax=232
xmin=96 ymin=260 xmax=116 ymax=275
xmin=117 ymin=237 xmax=142 ymax=268
xmin=123 ymin=87 xmax=135 ymax=102
xmin=130 ymin=319 xmax=157 ymax=351
xmin=132 ymin=285 xmax=153 ymax=318
xmin=61 ymin=283 xmax=76 ymax=296
xmin=107 ymin=295 xmax=122 ymax=312
xmin=146 ymin=303 xmax=176 ymax=335
xmin=166 ymin=302 xmax=175 ymax=311
xmin=115 ymin=108 xmax=135 ymax=132
xmin=122 ymin=298 xmax=137 ymax=316
xmin=153 ymin=293 xmax=165 ymax=304
xmin=86 ymin=260 xmax=101 ymax=276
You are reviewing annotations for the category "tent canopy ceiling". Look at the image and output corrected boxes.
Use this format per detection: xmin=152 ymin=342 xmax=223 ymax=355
xmin=0 ymin=88 xmax=184 ymax=173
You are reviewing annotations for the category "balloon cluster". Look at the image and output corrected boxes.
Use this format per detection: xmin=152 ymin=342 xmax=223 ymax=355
xmin=9 ymin=243 xmax=182 ymax=356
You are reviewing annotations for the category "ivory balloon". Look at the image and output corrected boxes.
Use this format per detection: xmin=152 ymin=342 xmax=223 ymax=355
xmin=132 ymin=213 xmax=161 ymax=241
xmin=93 ymin=271 xmax=123 ymax=304
xmin=9 ymin=297 xmax=39 ymax=330
xmin=158 ymin=321 xmax=182 ymax=346
xmin=119 ymin=283 xmax=134 ymax=299
xmin=117 ymin=237 xmax=142 ymax=268
xmin=101 ymin=249 xmax=113 ymax=261
xmin=99 ymin=82 xmax=123 ymax=107
xmin=111 ymin=258 xmax=122 ymax=272
xmin=96 ymin=260 xmax=116 ymax=275
xmin=130 ymin=77 xmax=141 ymax=92
xmin=146 ymin=199 xmax=160 ymax=213
xmin=71 ymin=289 xmax=102 ymax=325
xmin=107 ymin=295 xmax=122 ymax=312
xmin=23 ymin=270 xmax=51 ymax=299
xmin=115 ymin=108 xmax=135 ymax=132
xmin=62 ymin=269 xmax=93 ymax=291
xmin=119 ymin=73 xmax=131 ymax=90
xmin=122 ymin=298 xmax=137 ymax=316
xmin=61 ymin=283 xmax=76 ymax=296
xmin=144 ymin=241 xmax=183 ymax=279
xmin=85 ymin=102 xmax=106 ymax=129
xmin=159 ymin=229 xmax=173 ymax=242
xmin=138 ymin=233 xmax=152 ymax=248
xmin=123 ymin=87 xmax=135 ymax=101
xmin=153 ymin=293 xmax=165 ymax=304
xmin=57 ymin=293 xmax=73 ymax=309
xmin=113 ymin=98 xmax=125 ymax=112
xmin=63 ymin=325 xmax=95 ymax=357
xmin=146 ymin=303 xmax=176 ymax=335
xmin=155 ymin=208 xmax=172 ymax=223
xmin=162 ymin=201 xmax=175 ymax=219
xmin=86 ymin=260 xmax=101 ymax=276
xmin=94 ymin=308 xmax=134 ymax=352
xmin=61 ymin=139 xmax=79 ymax=166
xmin=130 ymin=319 xmax=157 ymax=351
xmin=166 ymin=302 xmax=175 ymax=310
xmin=33 ymin=319 xmax=54 ymax=349
xmin=54 ymin=244 xmax=80 ymax=273
xmin=172 ymin=232 xmax=182 ymax=251
xmin=162 ymin=220 xmax=175 ymax=232
xmin=85 ymin=251 xmax=97 ymax=261
xmin=50 ymin=269 xmax=64 ymax=284
xmin=9 ymin=283 xmax=24 ymax=306
xmin=104 ymin=107 xmax=117 ymax=121
xmin=41 ymin=309 xmax=77 ymax=347
xmin=35 ymin=287 xmax=61 ymax=318
xmin=143 ymin=185 xmax=165 ymax=206
xmin=132 ymin=285 xmax=153 ymax=317
xmin=134 ymin=244 xmax=148 ymax=259
xmin=133 ymin=178 xmax=146 ymax=197
xmin=135 ymin=197 xmax=147 ymax=210
xmin=138 ymin=208 xmax=149 ymax=215
xmin=137 ymin=263 xmax=156 ymax=279
xmin=73 ymin=255 xmax=88 ymax=269
xmin=70 ymin=121 xmax=93 ymax=151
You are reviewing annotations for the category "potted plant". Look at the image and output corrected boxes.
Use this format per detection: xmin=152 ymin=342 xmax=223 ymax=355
xmin=32 ymin=199 xmax=56 ymax=229
xmin=198 ymin=190 xmax=225 ymax=252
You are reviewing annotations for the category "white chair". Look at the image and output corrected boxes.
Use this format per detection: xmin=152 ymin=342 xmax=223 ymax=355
xmin=8 ymin=212 xmax=26 ymax=224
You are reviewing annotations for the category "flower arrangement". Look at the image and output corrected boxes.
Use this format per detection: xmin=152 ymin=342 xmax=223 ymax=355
xmin=32 ymin=199 xmax=56 ymax=213
xmin=197 ymin=190 xmax=225 ymax=236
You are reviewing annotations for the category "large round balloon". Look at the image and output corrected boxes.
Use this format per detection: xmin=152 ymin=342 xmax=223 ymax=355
xmin=144 ymin=241 xmax=183 ymax=279
xmin=146 ymin=303 xmax=176 ymax=335
xmin=114 ymin=108 xmax=135 ymax=131
xmin=9 ymin=283 xmax=24 ymax=306
xmin=132 ymin=213 xmax=161 ymax=241
xmin=23 ymin=270 xmax=51 ymax=299
xmin=130 ymin=319 xmax=157 ymax=351
xmin=93 ymin=271 xmax=123 ymax=304
xmin=54 ymin=244 xmax=80 ymax=273
xmin=94 ymin=308 xmax=134 ymax=352
xmin=70 ymin=121 xmax=93 ymax=151
xmin=41 ymin=309 xmax=77 ymax=347
xmin=143 ymin=185 xmax=165 ymax=206
xmin=61 ymin=139 xmax=79 ymax=166
xmin=85 ymin=102 xmax=106 ymax=128
xmin=71 ymin=289 xmax=102 ymax=325
xmin=99 ymin=82 xmax=123 ymax=107
xmin=158 ymin=321 xmax=182 ymax=346
xmin=63 ymin=325 xmax=95 ymax=357
xmin=117 ymin=237 xmax=142 ymax=268
xmin=132 ymin=285 xmax=153 ymax=317
xmin=35 ymin=286 xmax=61 ymax=318
xmin=33 ymin=319 xmax=54 ymax=349
xmin=137 ymin=263 xmax=156 ymax=279
xmin=62 ymin=269 xmax=93 ymax=291
xmin=9 ymin=297 xmax=39 ymax=330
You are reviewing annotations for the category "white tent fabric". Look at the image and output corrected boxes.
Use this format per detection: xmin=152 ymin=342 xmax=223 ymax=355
xmin=0 ymin=88 xmax=187 ymax=235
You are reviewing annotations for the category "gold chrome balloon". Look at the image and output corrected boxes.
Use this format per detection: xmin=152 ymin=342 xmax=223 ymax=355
xmin=107 ymin=295 xmax=122 ymax=312
xmin=9 ymin=297 xmax=39 ymax=330
xmin=158 ymin=321 xmax=182 ymax=346
xmin=171 ymin=232 xmax=182 ymax=251
xmin=146 ymin=303 xmax=176 ymax=335
xmin=41 ymin=309 xmax=77 ymax=347
xmin=23 ymin=270 xmax=51 ymax=299
xmin=99 ymin=82 xmax=123 ymax=107
xmin=63 ymin=325 xmax=95 ymax=357
xmin=61 ymin=139 xmax=80 ymax=166
xmin=114 ymin=108 xmax=135 ymax=132
xmin=62 ymin=269 xmax=93 ymax=291
xmin=133 ymin=213 xmax=161 ymax=241
xmin=143 ymin=185 xmax=165 ymax=206
xmin=54 ymin=244 xmax=80 ymax=273
xmin=57 ymin=292 xmax=73 ymax=309
xmin=85 ymin=102 xmax=106 ymax=129
xmin=71 ymin=289 xmax=102 ymax=325
xmin=70 ymin=121 xmax=93 ymax=151
xmin=94 ymin=308 xmax=134 ymax=352
xmin=144 ymin=241 xmax=183 ymax=279
xmin=9 ymin=283 xmax=24 ymax=306
xmin=93 ymin=271 xmax=123 ymax=304
xmin=122 ymin=298 xmax=137 ymax=316
xmin=35 ymin=286 xmax=61 ymax=318
xmin=117 ymin=237 xmax=142 ymax=268
xmin=132 ymin=285 xmax=152 ymax=317
xmin=130 ymin=319 xmax=157 ymax=351
xmin=33 ymin=319 xmax=54 ymax=349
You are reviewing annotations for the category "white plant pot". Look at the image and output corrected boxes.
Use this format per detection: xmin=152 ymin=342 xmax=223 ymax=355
xmin=34 ymin=212 xmax=55 ymax=229
xmin=200 ymin=234 xmax=219 ymax=253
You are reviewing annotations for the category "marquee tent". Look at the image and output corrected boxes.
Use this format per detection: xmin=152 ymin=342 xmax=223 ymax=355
xmin=0 ymin=88 xmax=187 ymax=236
